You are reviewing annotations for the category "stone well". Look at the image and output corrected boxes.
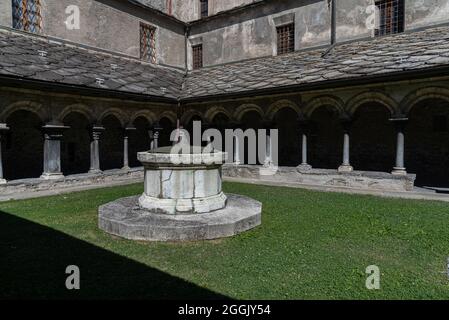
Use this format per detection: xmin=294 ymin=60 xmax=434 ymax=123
xmin=99 ymin=146 xmax=262 ymax=242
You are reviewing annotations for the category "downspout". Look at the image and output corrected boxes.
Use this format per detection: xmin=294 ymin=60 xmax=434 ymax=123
xmin=322 ymin=0 xmax=337 ymax=57
xmin=331 ymin=0 xmax=337 ymax=45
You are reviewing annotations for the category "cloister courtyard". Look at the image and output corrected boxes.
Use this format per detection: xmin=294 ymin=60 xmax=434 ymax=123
xmin=2 ymin=181 xmax=449 ymax=299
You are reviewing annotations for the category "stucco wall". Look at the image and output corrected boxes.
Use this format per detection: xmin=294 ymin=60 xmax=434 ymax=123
xmin=0 ymin=0 xmax=186 ymax=68
xmin=0 ymin=0 xmax=11 ymax=27
xmin=406 ymin=0 xmax=449 ymax=30
xmin=188 ymin=0 xmax=330 ymax=69
xmin=336 ymin=0 xmax=372 ymax=42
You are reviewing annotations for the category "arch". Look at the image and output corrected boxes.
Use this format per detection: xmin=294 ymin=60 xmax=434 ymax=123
xmin=57 ymin=104 xmax=95 ymax=124
xmin=401 ymin=87 xmax=449 ymax=115
xmin=130 ymin=110 xmax=156 ymax=127
xmin=304 ymin=95 xmax=345 ymax=118
xmin=180 ymin=109 xmax=204 ymax=126
xmin=157 ymin=111 xmax=177 ymax=126
xmin=266 ymin=99 xmax=303 ymax=121
xmin=4 ymin=109 xmax=44 ymax=180
xmin=99 ymin=108 xmax=127 ymax=128
xmin=346 ymin=91 xmax=398 ymax=116
xmin=233 ymin=104 xmax=264 ymax=122
xmin=204 ymin=106 xmax=232 ymax=124
xmin=1 ymin=101 xmax=45 ymax=122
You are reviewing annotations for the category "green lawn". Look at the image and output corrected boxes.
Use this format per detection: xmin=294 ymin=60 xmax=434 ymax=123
xmin=1 ymin=182 xmax=449 ymax=299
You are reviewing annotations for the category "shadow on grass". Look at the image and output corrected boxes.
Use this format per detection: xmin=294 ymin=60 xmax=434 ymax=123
xmin=0 ymin=210 xmax=228 ymax=300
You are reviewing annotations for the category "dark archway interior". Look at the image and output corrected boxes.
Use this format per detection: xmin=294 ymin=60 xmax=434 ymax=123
xmin=100 ymin=115 xmax=123 ymax=171
xmin=407 ymin=98 xmax=449 ymax=187
xmin=4 ymin=110 xmax=43 ymax=180
xmin=351 ymin=103 xmax=395 ymax=172
xmin=159 ymin=117 xmax=174 ymax=147
xmin=309 ymin=106 xmax=343 ymax=169
xmin=211 ymin=113 xmax=230 ymax=152
xmin=61 ymin=112 xmax=90 ymax=175
xmin=129 ymin=117 xmax=151 ymax=167
xmin=274 ymin=108 xmax=300 ymax=167
xmin=185 ymin=115 xmax=203 ymax=146
xmin=241 ymin=111 xmax=262 ymax=165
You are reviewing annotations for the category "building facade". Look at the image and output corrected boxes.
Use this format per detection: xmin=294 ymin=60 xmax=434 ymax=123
xmin=0 ymin=0 xmax=449 ymax=191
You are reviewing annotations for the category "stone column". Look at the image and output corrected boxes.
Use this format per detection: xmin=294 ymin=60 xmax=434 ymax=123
xmin=152 ymin=122 xmax=163 ymax=149
xmin=89 ymin=126 xmax=104 ymax=174
xmin=0 ymin=124 xmax=10 ymax=184
xmin=122 ymin=127 xmax=136 ymax=171
xmin=41 ymin=124 xmax=69 ymax=180
xmin=297 ymin=120 xmax=312 ymax=172
xmin=338 ymin=120 xmax=353 ymax=173
xmin=263 ymin=121 xmax=274 ymax=167
xmin=391 ymin=118 xmax=408 ymax=175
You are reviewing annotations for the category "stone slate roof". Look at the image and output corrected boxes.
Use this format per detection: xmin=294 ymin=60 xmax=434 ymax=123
xmin=0 ymin=29 xmax=184 ymax=99
xmin=1 ymin=26 xmax=449 ymax=102
xmin=182 ymin=25 xmax=449 ymax=99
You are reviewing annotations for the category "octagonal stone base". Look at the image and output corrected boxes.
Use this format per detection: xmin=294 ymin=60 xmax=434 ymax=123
xmin=99 ymin=194 xmax=262 ymax=242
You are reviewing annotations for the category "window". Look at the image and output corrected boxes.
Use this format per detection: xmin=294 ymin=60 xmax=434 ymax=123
xmin=375 ymin=0 xmax=404 ymax=36
xmin=12 ymin=0 xmax=42 ymax=33
xmin=192 ymin=44 xmax=203 ymax=69
xmin=140 ymin=23 xmax=156 ymax=64
xmin=276 ymin=23 xmax=295 ymax=55
xmin=200 ymin=0 xmax=208 ymax=18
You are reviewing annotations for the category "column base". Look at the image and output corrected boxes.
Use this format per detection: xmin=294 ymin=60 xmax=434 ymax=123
xmin=89 ymin=169 xmax=103 ymax=175
xmin=338 ymin=165 xmax=354 ymax=173
xmin=297 ymin=164 xmax=312 ymax=173
xmin=40 ymin=172 xmax=64 ymax=180
xmin=233 ymin=161 xmax=241 ymax=166
xmin=392 ymin=167 xmax=407 ymax=176
xmin=121 ymin=166 xmax=131 ymax=172
xmin=0 ymin=178 xmax=7 ymax=185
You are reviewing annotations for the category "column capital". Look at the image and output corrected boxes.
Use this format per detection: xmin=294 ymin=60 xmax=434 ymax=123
xmin=262 ymin=120 xmax=276 ymax=130
xmin=0 ymin=123 xmax=10 ymax=133
xmin=389 ymin=117 xmax=409 ymax=131
xmin=42 ymin=124 xmax=70 ymax=139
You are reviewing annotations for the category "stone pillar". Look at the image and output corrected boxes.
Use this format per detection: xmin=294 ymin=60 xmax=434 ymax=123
xmin=122 ymin=127 xmax=136 ymax=171
xmin=0 ymin=124 xmax=10 ymax=184
xmin=41 ymin=125 xmax=69 ymax=180
xmin=89 ymin=126 xmax=104 ymax=174
xmin=263 ymin=121 xmax=274 ymax=167
xmin=297 ymin=120 xmax=312 ymax=172
xmin=234 ymin=136 xmax=241 ymax=165
xmin=391 ymin=118 xmax=408 ymax=175
xmin=338 ymin=120 xmax=353 ymax=173
xmin=152 ymin=122 xmax=163 ymax=149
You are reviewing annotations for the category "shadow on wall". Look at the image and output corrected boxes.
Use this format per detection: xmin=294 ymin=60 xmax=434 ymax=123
xmin=0 ymin=211 xmax=228 ymax=300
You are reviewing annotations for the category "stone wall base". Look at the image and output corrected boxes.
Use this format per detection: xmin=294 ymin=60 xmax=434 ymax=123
xmin=0 ymin=168 xmax=144 ymax=197
xmin=223 ymin=165 xmax=416 ymax=192
xmin=0 ymin=165 xmax=417 ymax=199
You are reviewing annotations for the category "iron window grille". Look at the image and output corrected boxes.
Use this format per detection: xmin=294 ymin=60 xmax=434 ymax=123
xmin=200 ymin=0 xmax=209 ymax=18
xmin=192 ymin=44 xmax=203 ymax=70
xmin=276 ymin=23 xmax=295 ymax=55
xmin=375 ymin=0 xmax=404 ymax=36
xmin=140 ymin=23 xmax=157 ymax=64
xmin=12 ymin=0 xmax=42 ymax=33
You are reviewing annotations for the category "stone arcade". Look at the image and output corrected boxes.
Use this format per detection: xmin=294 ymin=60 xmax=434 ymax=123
xmin=0 ymin=0 xmax=449 ymax=198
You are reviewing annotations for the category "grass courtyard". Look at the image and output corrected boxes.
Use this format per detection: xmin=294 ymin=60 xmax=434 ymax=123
xmin=1 ymin=182 xmax=449 ymax=299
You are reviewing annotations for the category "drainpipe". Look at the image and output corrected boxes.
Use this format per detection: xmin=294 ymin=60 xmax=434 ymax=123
xmin=322 ymin=0 xmax=337 ymax=57
xmin=331 ymin=0 xmax=337 ymax=45
xmin=184 ymin=25 xmax=190 ymax=73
